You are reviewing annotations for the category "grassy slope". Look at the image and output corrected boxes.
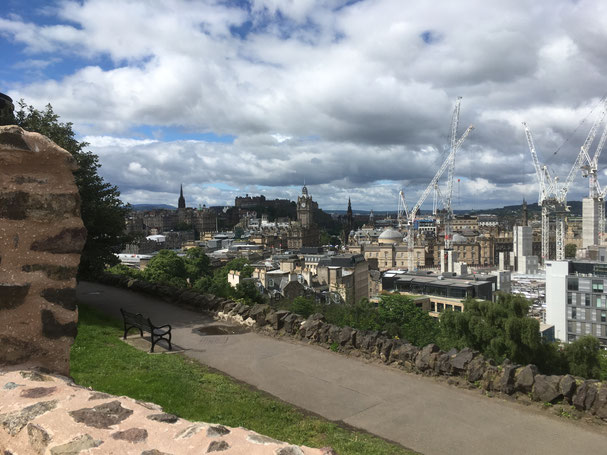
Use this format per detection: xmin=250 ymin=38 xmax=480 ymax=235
xmin=71 ymin=304 xmax=417 ymax=455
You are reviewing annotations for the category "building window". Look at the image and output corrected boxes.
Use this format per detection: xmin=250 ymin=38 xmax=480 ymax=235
xmin=568 ymin=279 xmax=579 ymax=291
xmin=593 ymin=281 xmax=604 ymax=292
xmin=585 ymin=294 xmax=591 ymax=307
xmin=568 ymin=293 xmax=572 ymax=305
xmin=602 ymin=311 xmax=606 ymax=323
xmin=572 ymin=307 xmax=577 ymax=320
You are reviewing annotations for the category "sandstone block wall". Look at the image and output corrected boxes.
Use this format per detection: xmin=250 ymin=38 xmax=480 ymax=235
xmin=0 ymin=125 xmax=86 ymax=375
xmin=0 ymin=370 xmax=331 ymax=455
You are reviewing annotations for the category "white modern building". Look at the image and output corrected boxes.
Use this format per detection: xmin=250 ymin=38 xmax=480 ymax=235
xmin=546 ymin=260 xmax=607 ymax=344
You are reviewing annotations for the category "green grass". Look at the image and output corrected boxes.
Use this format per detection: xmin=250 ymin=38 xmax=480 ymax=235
xmin=71 ymin=304 xmax=418 ymax=455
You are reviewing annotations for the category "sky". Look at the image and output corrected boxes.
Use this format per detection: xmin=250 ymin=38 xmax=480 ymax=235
xmin=2 ymin=0 xmax=607 ymax=211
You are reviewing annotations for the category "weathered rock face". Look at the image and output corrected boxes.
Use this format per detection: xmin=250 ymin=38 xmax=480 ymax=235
xmin=0 ymin=125 xmax=85 ymax=375
xmin=0 ymin=93 xmax=15 ymax=125
xmin=0 ymin=370 xmax=330 ymax=455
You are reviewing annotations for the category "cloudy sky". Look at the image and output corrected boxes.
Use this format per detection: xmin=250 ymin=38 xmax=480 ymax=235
xmin=2 ymin=0 xmax=607 ymax=211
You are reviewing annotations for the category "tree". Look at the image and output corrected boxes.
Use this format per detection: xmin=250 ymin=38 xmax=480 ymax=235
xmin=438 ymin=294 xmax=561 ymax=368
xmin=13 ymin=101 xmax=129 ymax=278
xmin=376 ymin=294 xmax=439 ymax=346
xmin=319 ymin=230 xmax=332 ymax=245
xmin=183 ymin=248 xmax=211 ymax=282
xmin=564 ymin=335 xmax=601 ymax=379
xmin=565 ymin=243 xmax=577 ymax=259
xmin=290 ymin=297 xmax=317 ymax=318
xmin=234 ymin=280 xmax=265 ymax=305
xmin=143 ymin=250 xmax=187 ymax=287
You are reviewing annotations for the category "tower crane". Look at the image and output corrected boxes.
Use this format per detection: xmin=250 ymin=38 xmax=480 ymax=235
xmin=523 ymin=122 xmax=559 ymax=262
xmin=403 ymin=98 xmax=473 ymax=271
xmin=523 ymin=99 xmax=607 ymax=261
xmin=579 ymin=100 xmax=607 ymax=242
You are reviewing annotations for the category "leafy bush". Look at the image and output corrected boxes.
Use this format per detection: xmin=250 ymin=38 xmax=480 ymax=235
xmin=107 ymin=264 xmax=143 ymax=279
xmin=290 ymin=297 xmax=317 ymax=318
xmin=564 ymin=335 xmax=601 ymax=379
xmin=143 ymin=250 xmax=188 ymax=287
xmin=318 ymin=295 xmax=437 ymax=347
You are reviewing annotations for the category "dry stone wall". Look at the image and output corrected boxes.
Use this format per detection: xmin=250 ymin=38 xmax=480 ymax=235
xmin=98 ymin=272 xmax=607 ymax=422
xmin=0 ymin=369 xmax=332 ymax=455
xmin=0 ymin=125 xmax=86 ymax=375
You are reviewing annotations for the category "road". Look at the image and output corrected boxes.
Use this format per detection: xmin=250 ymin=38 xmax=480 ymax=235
xmin=77 ymin=281 xmax=607 ymax=455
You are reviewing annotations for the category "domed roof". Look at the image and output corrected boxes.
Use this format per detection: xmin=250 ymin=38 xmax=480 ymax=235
xmin=379 ymin=228 xmax=403 ymax=240
xmin=453 ymin=233 xmax=467 ymax=243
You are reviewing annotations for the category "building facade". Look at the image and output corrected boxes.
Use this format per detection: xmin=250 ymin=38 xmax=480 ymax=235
xmin=546 ymin=260 xmax=607 ymax=345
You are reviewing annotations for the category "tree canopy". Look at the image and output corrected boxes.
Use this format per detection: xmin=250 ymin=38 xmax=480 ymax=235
xmin=143 ymin=250 xmax=188 ymax=287
xmin=13 ymin=101 xmax=129 ymax=278
xmin=438 ymin=294 xmax=544 ymax=365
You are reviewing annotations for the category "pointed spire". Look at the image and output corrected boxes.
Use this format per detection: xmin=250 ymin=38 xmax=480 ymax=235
xmin=178 ymin=184 xmax=186 ymax=209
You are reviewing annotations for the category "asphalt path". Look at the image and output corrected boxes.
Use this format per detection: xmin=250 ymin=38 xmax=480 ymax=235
xmin=77 ymin=281 xmax=607 ymax=455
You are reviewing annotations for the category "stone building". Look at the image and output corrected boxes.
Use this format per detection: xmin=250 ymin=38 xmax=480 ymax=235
xmin=317 ymin=254 xmax=369 ymax=304
xmin=287 ymin=185 xmax=320 ymax=249
xmin=125 ymin=187 xmax=216 ymax=237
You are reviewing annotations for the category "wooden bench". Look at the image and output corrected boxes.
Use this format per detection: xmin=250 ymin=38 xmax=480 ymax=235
xmin=120 ymin=308 xmax=172 ymax=353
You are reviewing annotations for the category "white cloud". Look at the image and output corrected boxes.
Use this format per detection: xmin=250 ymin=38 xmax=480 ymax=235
xmin=3 ymin=0 xmax=607 ymax=209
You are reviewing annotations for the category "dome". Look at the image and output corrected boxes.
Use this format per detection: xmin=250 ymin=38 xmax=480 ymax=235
xmin=452 ymin=233 xmax=467 ymax=244
xmin=378 ymin=228 xmax=403 ymax=244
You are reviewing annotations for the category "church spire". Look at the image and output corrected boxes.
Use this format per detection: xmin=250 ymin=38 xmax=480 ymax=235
xmin=344 ymin=197 xmax=353 ymax=246
xmin=178 ymin=184 xmax=186 ymax=209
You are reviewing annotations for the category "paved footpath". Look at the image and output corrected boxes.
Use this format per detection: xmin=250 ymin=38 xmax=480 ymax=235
xmin=77 ymin=282 xmax=607 ymax=455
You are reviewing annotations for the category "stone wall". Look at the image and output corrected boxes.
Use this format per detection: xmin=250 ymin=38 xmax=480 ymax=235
xmin=98 ymin=272 xmax=607 ymax=422
xmin=1 ymin=369 xmax=332 ymax=454
xmin=0 ymin=125 xmax=86 ymax=375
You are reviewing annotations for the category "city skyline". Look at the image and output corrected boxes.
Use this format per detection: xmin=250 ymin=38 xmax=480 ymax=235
xmin=2 ymin=0 xmax=607 ymax=210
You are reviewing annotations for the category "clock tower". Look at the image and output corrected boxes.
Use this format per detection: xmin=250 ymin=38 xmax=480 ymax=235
xmin=297 ymin=184 xmax=313 ymax=228
xmin=288 ymin=184 xmax=320 ymax=249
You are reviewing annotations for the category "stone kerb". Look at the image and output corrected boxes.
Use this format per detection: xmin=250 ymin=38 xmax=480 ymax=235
xmin=98 ymin=272 xmax=607 ymax=422
xmin=0 ymin=125 xmax=86 ymax=376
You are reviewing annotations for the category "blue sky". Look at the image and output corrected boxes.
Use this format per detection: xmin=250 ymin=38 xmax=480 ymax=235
xmin=2 ymin=0 xmax=607 ymax=210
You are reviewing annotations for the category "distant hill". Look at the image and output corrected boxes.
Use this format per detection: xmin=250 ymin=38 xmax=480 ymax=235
xmin=131 ymin=204 xmax=176 ymax=211
xmin=329 ymin=201 xmax=590 ymax=217
xmin=468 ymin=201 xmax=585 ymax=217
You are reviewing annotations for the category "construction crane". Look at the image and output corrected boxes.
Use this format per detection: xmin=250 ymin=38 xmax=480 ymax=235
xmin=523 ymin=100 xmax=607 ymax=261
xmin=401 ymin=98 xmax=473 ymax=271
xmin=523 ymin=122 xmax=559 ymax=262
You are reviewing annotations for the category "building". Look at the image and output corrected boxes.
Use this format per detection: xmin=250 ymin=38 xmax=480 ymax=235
xmin=317 ymin=254 xmax=369 ymax=304
xmin=286 ymin=185 xmax=320 ymax=249
xmin=512 ymin=225 xmax=539 ymax=274
xmin=382 ymin=270 xmax=495 ymax=318
xmin=126 ymin=187 xmax=216 ymax=237
xmin=582 ymin=197 xmax=600 ymax=248
xmin=546 ymin=260 xmax=607 ymax=345
xmin=477 ymin=214 xmax=499 ymax=228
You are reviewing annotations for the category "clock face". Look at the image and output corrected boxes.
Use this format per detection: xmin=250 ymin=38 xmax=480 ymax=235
xmin=301 ymin=202 xmax=306 ymax=208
